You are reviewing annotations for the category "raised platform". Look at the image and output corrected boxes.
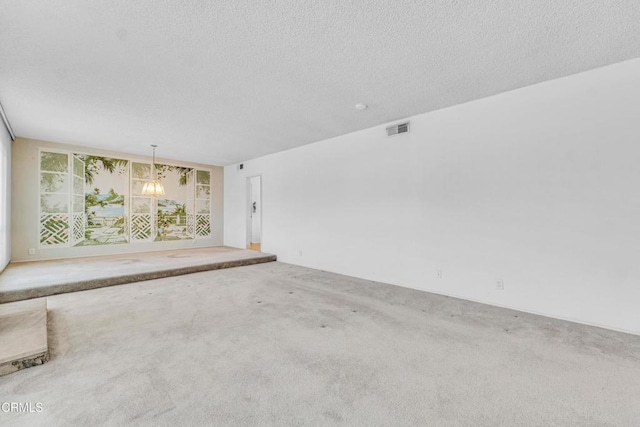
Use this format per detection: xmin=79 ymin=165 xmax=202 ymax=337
xmin=0 ymin=299 xmax=49 ymax=376
xmin=0 ymin=246 xmax=276 ymax=303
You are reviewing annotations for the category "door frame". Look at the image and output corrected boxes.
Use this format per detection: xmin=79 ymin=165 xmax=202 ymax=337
xmin=246 ymin=174 xmax=262 ymax=248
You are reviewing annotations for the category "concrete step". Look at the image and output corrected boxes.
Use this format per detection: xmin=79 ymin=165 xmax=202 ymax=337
xmin=0 ymin=299 xmax=49 ymax=376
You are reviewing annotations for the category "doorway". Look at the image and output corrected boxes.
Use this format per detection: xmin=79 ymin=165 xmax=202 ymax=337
xmin=247 ymin=175 xmax=261 ymax=251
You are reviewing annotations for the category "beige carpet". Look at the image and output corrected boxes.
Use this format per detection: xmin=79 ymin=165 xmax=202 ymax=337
xmin=0 ymin=246 xmax=275 ymax=303
xmin=1 ymin=262 xmax=639 ymax=425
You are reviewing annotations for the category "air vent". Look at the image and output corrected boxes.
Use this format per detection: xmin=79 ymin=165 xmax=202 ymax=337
xmin=386 ymin=121 xmax=410 ymax=137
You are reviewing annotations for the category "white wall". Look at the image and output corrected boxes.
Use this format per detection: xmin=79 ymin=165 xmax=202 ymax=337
xmin=225 ymin=58 xmax=640 ymax=335
xmin=0 ymin=125 xmax=11 ymax=272
xmin=12 ymin=138 xmax=224 ymax=261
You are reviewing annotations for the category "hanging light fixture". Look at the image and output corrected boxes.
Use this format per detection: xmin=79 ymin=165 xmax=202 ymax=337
xmin=141 ymin=144 xmax=165 ymax=196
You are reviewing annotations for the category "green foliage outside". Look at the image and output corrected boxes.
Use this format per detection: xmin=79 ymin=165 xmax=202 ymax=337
xmin=156 ymin=210 xmax=175 ymax=240
xmin=80 ymin=156 xmax=129 ymax=185
xmin=154 ymin=164 xmax=192 ymax=186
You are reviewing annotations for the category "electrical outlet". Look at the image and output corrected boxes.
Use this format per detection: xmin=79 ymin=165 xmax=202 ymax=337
xmin=436 ymin=269 xmax=442 ymax=279
xmin=496 ymin=280 xmax=504 ymax=290
xmin=28 ymin=248 xmax=36 ymax=255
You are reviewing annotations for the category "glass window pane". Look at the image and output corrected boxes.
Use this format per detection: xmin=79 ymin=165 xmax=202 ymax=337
xmin=196 ymin=185 xmax=210 ymax=199
xmin=41 ymin=194 xmax=69 ymax=213
xmin=196 ymin=200 xmax=210 ymax=214
xmin=131 ymin=181 xmax=145 ymax=196
xmin=73 ymin=156 xmax=84 ymax=177
xmin=40 ymin=173 xmax=68 ymax=193
xmin=196 ymin=170 xmax=210 ymax=185
xmin=132 ymin=163 xmax=151 ymax=179
xmin=73 ymin=177 xmax=84 ymax=194
xmin=132 ymin=197 xmax=151 ymax=213
xmin=40 ymin=152 xmax=68 ymax=172
xmin=73 ymin=195 xmax=84 ymax=213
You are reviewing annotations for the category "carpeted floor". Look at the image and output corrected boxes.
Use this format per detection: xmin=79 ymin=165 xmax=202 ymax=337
xmin=0 ymin=246 xmax=274 ymax=303
xmin=1 ymin=262 xmax=639 ymax=426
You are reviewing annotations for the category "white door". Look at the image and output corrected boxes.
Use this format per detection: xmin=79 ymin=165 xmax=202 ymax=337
xmin=250 ymin=176 xmax=261 ymax=244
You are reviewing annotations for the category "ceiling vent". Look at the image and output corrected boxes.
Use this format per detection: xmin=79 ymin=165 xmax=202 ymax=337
xmin=386 ymin=121 xmax=410 ymax=137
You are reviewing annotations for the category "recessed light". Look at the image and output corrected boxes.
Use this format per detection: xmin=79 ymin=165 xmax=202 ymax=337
xmin=355 ymin=103 xmax=368 ymax=110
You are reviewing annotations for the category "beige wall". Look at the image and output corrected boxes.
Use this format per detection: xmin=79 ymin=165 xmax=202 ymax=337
xmin=0 ymin=126 xmax=11 ymax=271
xmin=12 ymin=137 xmax=223 ymax=261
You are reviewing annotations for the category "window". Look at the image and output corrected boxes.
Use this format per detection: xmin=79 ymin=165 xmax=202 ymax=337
xmin=39 ymin=151 xmax=70 ymax=246
xmin=195 ymin=170 xmax=211 ymax=237
xmin=131 ymin=162 xmax=154 ymax=241
xmin=38 ymin=149 xmax=213 ymax=247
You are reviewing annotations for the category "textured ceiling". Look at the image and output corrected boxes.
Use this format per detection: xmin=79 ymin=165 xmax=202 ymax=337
xmin=1 ymin=1 xmax=640 ymax=165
